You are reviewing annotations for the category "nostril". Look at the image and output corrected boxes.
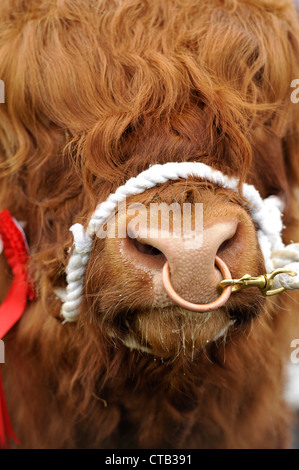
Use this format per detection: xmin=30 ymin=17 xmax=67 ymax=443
xmin=217 ymin=235 xmax=235 ymax=256
xmin=216 ymin=222 xmax=240 ymax=259
xmin=133 ymin=239 xmax=163 ymax=256
xmin=123 ymin=229 xmax=167 ymax=270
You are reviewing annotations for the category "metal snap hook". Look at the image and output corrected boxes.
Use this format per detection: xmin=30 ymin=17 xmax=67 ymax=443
xmin=218 ymin=268 xmax=296 ymax=296
xmin=162 ymin=256 xmax=232 ymax=313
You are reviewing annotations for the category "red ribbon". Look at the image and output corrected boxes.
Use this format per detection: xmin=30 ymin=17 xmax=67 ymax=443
xmin=0 ymin=368 xmax=20 ymax=448
xmin=0 ymin=209 xmax=35 ymax=448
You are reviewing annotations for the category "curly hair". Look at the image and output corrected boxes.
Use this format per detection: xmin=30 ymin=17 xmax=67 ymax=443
xmin=1 ymin=0 xmax=299 ymax=448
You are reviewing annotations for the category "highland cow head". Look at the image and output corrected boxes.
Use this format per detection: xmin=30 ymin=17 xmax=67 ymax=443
xmin=1 ymin=0 xmax=299 ymax=370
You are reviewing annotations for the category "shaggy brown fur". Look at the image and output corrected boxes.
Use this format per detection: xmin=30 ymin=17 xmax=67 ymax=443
xmin=1 ymin=0 xmax=299 ymax=449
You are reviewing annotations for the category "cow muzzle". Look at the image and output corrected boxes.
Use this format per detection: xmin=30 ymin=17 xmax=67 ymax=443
xmin=123 ymin=218 xmax=237 ymax=309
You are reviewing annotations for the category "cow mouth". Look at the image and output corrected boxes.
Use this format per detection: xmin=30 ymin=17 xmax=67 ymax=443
xmin=118 ymin=317 xmax=236 ymax=355
xmin=109 ymin=305 xmax=238 ymax=357
xmin=104 ymin=281 xmax=266 ymax=357
xmin=119 ymin=333 xmax=153 ymax=354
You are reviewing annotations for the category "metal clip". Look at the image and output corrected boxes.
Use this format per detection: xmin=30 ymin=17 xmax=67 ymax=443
xmin=218 ymin=268 xmax=296 ymax=297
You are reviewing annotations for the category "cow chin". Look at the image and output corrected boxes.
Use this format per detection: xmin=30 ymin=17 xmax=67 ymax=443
xmin=110 ymin=296 xmax=263 ymax=359
xmin=121 ymin=307 xmax=232 ymax=358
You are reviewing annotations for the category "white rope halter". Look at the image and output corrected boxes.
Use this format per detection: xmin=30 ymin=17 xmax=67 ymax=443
xmin=57 ymin=162 xmax=299 ymax=323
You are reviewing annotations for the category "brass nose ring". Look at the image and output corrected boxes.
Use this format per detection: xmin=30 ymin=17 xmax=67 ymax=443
xmin=162 ymin=256 xmax=232 ymax=313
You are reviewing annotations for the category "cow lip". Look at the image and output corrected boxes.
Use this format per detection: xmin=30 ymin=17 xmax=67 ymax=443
xmin=108 ymin=316 xmax=236 ymax=354
xmin=121 ymin=334 xmax=153 ymax=353
xmin=108 ymin=330 xmax=153 ymax=354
